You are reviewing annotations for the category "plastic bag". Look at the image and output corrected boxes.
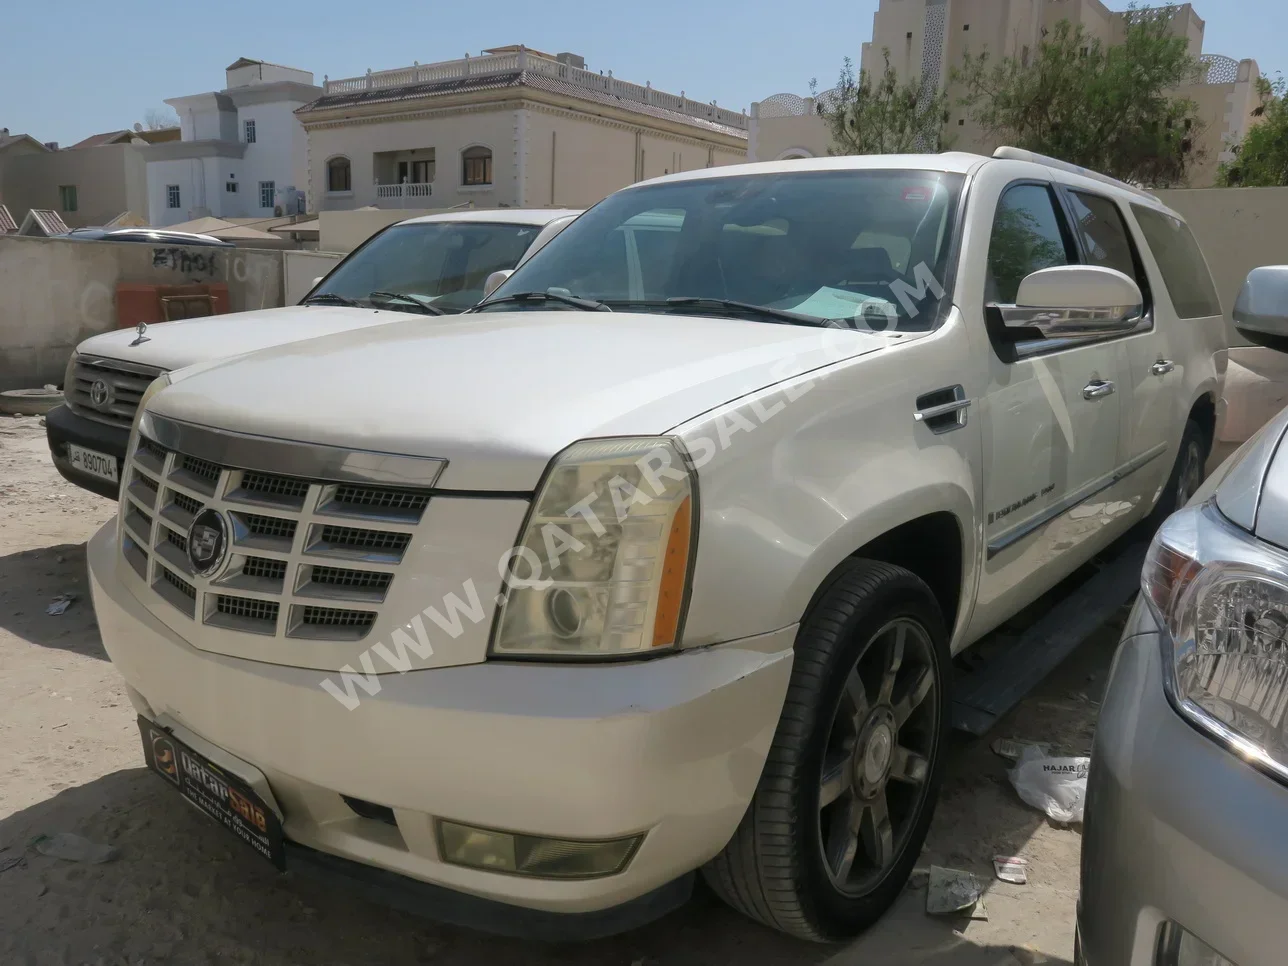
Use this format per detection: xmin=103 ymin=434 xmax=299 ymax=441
xmin=1008 ymin=746 xmax=1089 ymax=824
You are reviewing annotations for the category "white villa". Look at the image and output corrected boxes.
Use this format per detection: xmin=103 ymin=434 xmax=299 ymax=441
xmin=295 ymin=46 xmax=749 ymax=212
xmin=146 ymin=58 xmax=320 ymax=226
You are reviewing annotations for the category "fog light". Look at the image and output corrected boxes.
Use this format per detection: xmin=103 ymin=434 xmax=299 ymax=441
xmin=1161 ymin=923 xmax=1237 ymax=966
xmin=437 ymin=821 xmax=641 ymax=879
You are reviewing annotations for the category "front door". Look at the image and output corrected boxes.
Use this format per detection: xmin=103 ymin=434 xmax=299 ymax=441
xmin=965 ymin=180 xmax=1127 ymax=640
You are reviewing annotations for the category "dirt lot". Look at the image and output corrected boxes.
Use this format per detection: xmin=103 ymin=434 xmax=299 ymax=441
xmin=0 ymin=413 xmax=1115 ymax=965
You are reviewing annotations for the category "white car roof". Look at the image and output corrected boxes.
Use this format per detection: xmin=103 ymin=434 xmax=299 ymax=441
xmin=396 ymin=208 xmax=582 ymax=228
xmin=628 ymin=149 xmax=1181 ymax=220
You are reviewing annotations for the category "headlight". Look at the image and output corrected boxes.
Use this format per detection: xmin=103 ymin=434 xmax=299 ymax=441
xmin=1144 ymin=500 xmax=1288 ymax=780
xmin=491 ymin=437 xmax=696 ymax=659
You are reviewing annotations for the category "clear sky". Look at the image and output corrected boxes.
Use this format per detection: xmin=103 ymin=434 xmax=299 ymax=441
xmin=4 ymin=0 xmax=1283 ymax=146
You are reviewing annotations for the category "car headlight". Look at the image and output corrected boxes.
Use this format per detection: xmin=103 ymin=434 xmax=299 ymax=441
xmin=1143 ymin=499 xmax=1288 ymax=780
xmin=490 ymin=437 xmax=696 ymax=659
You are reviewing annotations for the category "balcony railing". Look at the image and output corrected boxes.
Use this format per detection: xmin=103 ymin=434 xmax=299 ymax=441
xmin=375 ymin=182 xmax=434 ymax=201
xmin=325 ymin=49 xmax=748 ymax=132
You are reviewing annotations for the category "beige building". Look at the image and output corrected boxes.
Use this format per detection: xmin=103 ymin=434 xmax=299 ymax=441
xmin=750 ymin=0 xmax=1261 ymax=186
xmin=297 ymin=45 xmax=748 ymax=212
xmin=2 ymin=138 xmax=150 ymax=229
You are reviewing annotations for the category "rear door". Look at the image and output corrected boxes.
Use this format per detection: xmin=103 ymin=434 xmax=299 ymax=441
xmin=1058 ymin=187 xmax=1175 ymax=510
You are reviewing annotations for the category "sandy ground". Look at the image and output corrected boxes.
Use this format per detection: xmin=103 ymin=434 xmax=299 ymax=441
xmin=0 ymin=412 xmax=1116 ymax=966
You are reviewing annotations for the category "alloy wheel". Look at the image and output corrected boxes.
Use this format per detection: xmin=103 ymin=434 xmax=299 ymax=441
xmin=816 ymin=617 xmax=938 ymax=896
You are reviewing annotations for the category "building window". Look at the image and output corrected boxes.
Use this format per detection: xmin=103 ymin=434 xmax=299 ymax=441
xmin=963 ymin=23 xmax=969 ymax=30
xmin=244 ymin=119 xmax=256 ymax=143
xmin=462 ymin=146 xmax=492 ymax=186
xmin=1022 ymin=45 xmax=1030 ymax=67
xmin=906 ymin=31 xmax=913 ymax=38
xmin=226 ymin=181 xmax=239 ymax=193
xmin=958 ymin=119 xmax=965 ymax=126
xmin=259 ymin=180 xmax=275 ymax=209
xmin=167 ymin=184 xmax=181 ymax=209
xmin=58 ymin=185 xmax=78 ymax=212
xmin=327 ymin=156 xmax=352 ymax=192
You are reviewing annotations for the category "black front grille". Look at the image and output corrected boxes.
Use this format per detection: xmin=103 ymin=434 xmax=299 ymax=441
xmin=241 ymin=472 xmax=309 ymax=500
xmin=300 ymin=606 xmax=376 ymax=631
xmin=244 ymin=514 xmax=297 ymax=540
xmin=162 ymin=568 xmax=197 ymax=600
xmin=309 ymin=566 xmax=393 ymax=593
xmin=333 ymin=484 xmax=430 ymax=515
xmin=341 ymin=795 xmax=398 ymax=826
xmin=136 ymin=472 xmax=159 ymax=494
xmin=243 ymin=557 xmax=287 ymax=581
xmin=166 ymin=529 xmax=188 ymax=553
xmin=139 ymin=438 xmax=168 ymax=464
xmin=319 ymin=526 xmax=410 ymax=555
xmin=215 ymin=595 xmax=279 ymax=623
xmin=172 ymin=491 xmax=202 ymax=516
xmin=182 ymin=455 xmax=221 ymax=483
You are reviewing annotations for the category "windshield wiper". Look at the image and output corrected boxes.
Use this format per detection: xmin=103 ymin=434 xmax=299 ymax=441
xmin=477 ymin=291 xmax=611 ymax=312
xmin=302 ymin=292 xmax=360 ymax=307
xmin=606 ymin=297 xmax=831 ymax=327
xmin=367 ymin=291 xmax=446 ymax=315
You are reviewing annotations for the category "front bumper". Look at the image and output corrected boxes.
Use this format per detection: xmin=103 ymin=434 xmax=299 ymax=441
xmin=1078 ymin=597 xmax=1288 ymax=965
xmin=88 ymin=517 xmax=794 ymax=925
xmin=45 ymin=403 xmax=129 ymax=499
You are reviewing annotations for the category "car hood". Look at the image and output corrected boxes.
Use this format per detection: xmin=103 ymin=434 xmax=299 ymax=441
xmin=152 ymin=311 xmax=889 ymax=491
xmin=75 ymin=305 xmax=406 ymax=372
xmin=1217 ymin=403 xmax=1288 ymax=550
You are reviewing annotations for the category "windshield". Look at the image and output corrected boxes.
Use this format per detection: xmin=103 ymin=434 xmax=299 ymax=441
xmin=477 ymin=169 xmax=964 ymax=330
xmin=307 ymin=221 xmax=542 ymax=314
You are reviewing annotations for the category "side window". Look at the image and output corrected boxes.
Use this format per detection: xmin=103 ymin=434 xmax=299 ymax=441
xmin=987 ymin=184 xmax=1073 ymax=304
xmin=1130 ymin=205 xmax=1222 ymax=319
xmin=1067 ymin=190 xmax=1150 ymax=305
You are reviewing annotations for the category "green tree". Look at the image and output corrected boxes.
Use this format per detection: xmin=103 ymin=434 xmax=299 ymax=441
xmin=811 ymin=49 xmax=950 ymax=155
xmin=953 ymin=8 xmax=1202 ymax=186
xmin=1219 ymin=77 xmax=1288 ymax=186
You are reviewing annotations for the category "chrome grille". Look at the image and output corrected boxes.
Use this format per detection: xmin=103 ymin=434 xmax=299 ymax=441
xmin=120 ymin=432 xmax=430 ymax=643
xmin=67 ymin=356 xmax=163 ymax=428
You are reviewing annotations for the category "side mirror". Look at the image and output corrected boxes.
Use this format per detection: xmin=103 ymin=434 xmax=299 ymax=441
xmin=1234 ymin=266 xmax=1288 ymax=352
xmin=483 ymin=269 xmax=513 ymax=300
xmin=994 ymin=266 xmax=1143 ymax=338
xmin=312 ymin=276 xmax=324 ymax=287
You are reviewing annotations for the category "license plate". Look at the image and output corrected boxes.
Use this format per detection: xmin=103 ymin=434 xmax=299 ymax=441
xmin=67 ymin=443 xmax=119 ymax=484
xmin=138 ymin=717 xmax=285 ymax=870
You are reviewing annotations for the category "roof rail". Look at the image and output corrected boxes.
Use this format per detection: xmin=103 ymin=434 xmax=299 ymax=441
xmin=992 ymin=147 xmax=1158 ymax=202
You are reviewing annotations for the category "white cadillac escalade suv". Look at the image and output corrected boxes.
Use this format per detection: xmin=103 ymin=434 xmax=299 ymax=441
xmin=88 ymin=149 xmax=1228 ymax=942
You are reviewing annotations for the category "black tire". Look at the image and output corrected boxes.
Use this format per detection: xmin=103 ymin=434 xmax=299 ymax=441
xmin=1146 ymin=418 xmax=1207 ymax=531
xmin=702 ymin=559 xmax=951 ymax=941
xmin=0 ymin=387 xmax=63 ymax=416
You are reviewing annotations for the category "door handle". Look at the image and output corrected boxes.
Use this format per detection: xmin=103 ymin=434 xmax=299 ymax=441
xmin=1151 ymin=360 xmax=1175 ymax=376
xmin=1083 ymin=380 xmax=1116 ymax=400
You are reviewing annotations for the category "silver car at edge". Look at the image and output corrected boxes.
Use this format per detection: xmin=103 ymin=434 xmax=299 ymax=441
xmin=1079 ymin=265 xmax=1288 ymax=966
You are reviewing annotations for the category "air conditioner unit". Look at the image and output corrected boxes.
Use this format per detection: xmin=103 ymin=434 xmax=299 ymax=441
xmin=274 ymin=185 xmax=306 ymax=216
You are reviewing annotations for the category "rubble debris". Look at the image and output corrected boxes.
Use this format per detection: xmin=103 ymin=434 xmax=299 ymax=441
xmin=46 ymin=594 xmax=76 ymax=616
xmin=926 ymin=865 xmax=986 ymax=918
xmin=993 ymin=856 xmax=1029 ymax=884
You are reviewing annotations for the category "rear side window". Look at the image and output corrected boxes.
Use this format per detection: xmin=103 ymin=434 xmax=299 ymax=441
xmin=1067 ymin=191 xmax=1149 ymax=302
xmin=986 ymin=184 xmax=1074 ymax=303
xmin=1130 ymin=205 xmax=1221 ymax=319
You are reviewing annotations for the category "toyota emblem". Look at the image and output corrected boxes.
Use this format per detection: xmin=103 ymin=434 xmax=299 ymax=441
xmin=186 ymin=508 xmax=228 ymax=577
xmin=89 ymin=379 xmax=114 ymax=411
